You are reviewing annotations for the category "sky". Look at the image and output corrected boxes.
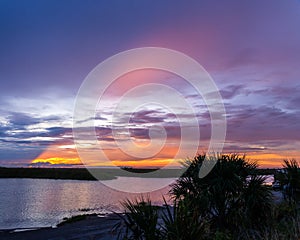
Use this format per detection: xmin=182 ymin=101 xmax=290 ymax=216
xmin=0 ymin=0 xmax=300 ymax=168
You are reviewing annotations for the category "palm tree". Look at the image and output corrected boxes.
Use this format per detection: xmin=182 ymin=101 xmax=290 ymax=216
xmin=170 ymin=154 xmax=273 ymax=236
xmin=114 ymin=196 xmax=161 ymax=240
xmin=116 ymin=196 xmax=209 ymax=240
xmin=116 ymin=154 xmax=275 ymax=239
xmin=160 ymin=196 xmax=209 ymax=240
xmin=281 ymin=159 xmax=300 ymax=202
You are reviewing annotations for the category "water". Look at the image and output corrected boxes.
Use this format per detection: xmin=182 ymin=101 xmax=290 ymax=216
xmin=0 ymin=175 xmax=274 ymax=230
xmin=0 ymin=178 xmax=173 ymax=230
xmin=262 ymin=175 xmax=274 ymax=186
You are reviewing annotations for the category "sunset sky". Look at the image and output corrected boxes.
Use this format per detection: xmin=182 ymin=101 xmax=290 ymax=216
xmin=0 ymin=0 xmax=300 ymax=168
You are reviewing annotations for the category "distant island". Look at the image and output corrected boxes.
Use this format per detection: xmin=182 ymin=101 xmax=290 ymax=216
xmin=0 ymin=166 xmax=277 ymax=181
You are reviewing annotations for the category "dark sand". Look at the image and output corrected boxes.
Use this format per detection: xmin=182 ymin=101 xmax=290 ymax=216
xmin=0 ymin=214 xmax=120 ymax=240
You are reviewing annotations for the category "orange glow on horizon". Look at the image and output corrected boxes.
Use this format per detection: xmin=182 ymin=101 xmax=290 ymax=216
xmin=112 ymin=158 xmax=180 ymax=168
xmin=246 ymin=152 xmax=300 ymax=168
xmin=31 ymin=143 xmax=81 ymax=166
xmin=30 ymin=142 xmax=299 ymax=168
xmin=31 ymin=141 xmax=183 ymax=167
xmin=32 ymin=157 xmax=81 ymax=165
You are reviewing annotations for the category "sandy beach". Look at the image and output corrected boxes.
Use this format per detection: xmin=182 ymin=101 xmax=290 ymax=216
xmin=0 ymin=214 xmax=120 ymax=240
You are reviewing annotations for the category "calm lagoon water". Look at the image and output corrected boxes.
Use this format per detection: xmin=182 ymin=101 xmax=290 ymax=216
xmin=0 ymin=178 xmax=174 ymax=230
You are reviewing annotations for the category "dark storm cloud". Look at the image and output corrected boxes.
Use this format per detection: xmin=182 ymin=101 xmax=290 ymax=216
xmin=0 ymin=111 xmax=72 ymax=147
xmin=2 ymin=111 xmax=66 ymax=129
xmin=223 ymin=144 xmax=268 ymax=153
xmin=219 ymin=85 xmax=248 ymax=100
xmin=129 ymin=110 xmax=173 ymax=124
xmin=76 ymin=115 xmax=108 ymax=124
xmin=7 ymin=112 xmax=40 ymax=127
xmin=226 ymin=105 xmax=300 ymax=142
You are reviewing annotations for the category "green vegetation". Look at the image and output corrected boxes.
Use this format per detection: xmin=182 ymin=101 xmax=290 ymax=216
xmin=115 ymin=154 xmax=300 ymax=240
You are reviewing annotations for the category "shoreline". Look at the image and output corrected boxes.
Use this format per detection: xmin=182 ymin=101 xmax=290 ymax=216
xmin=0 ymin=213 xmax=120 ymax=240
